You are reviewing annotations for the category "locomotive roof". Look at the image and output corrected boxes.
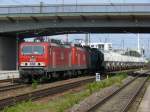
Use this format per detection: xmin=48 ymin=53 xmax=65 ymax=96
xmin=20 ymin=41 xmax=88 ymax=51
xmin=20 ymin=42 xmax=74 ymax=49
xmin=20 ymin=42 xmax=49 ymax=45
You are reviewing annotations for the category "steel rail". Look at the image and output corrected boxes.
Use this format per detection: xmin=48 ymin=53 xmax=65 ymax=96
xmin=0 ymin=76 xmax=94 ymax=110
xmin=87 ymin=71 xmax=149 ymax=112
xmin=120 ymin=75 xmax=149 ymax=112
xmin=0 ymin=84 xmax=27 ymax=92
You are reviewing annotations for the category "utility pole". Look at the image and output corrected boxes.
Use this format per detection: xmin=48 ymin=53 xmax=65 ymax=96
xmin=105 ymin=38 xmax=107 ymax=43
xmin=88 ymin=33 xmax=91 ymax=46
xmin=85 ymin=33 xmax=89 ymax=46
xmin=137 ymin=33 xmax=140 ymax=53
xmin=148 ymin=39 xmax=150 ymax=57
xmin=66 ymin=34 xmax=68 ymax=42
xmin=122 ymin=39 xmax=124 ymax=52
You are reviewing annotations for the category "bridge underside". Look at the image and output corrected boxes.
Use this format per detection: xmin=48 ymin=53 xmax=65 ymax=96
xmin=2 ymin=27 xmax=150 ymax=38
xmin=1 ymin=14 xmax=150 ymax=37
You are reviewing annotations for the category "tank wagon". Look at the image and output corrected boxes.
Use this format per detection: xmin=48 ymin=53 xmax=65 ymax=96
xmin=103 ymin=51 xmax=147 ymax=71
xmin=19 ymin=39 xmax=147 ymax=82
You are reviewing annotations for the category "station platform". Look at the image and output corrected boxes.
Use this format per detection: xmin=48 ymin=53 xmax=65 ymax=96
xmin=0 ymin=71 xmax=19 ymax=80
xmin=137 ymin=84 xmax=150 ymax=112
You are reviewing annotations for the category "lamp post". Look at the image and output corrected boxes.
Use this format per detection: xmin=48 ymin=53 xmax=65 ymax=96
xmin=137 ymin=33 xmax=140 ymax=53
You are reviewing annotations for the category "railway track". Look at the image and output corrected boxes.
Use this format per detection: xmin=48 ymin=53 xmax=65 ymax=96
xmin=108 ymin=69 xmax=140 ymax=74
xmin=0 ymin=83 xmax=27 ymax=92
xmin=0 ymin=76 xmax=94 ymax=110
xmin=87 ymin=72 xmax=149 ymax=112
xmin=0 ymin=69 xmax=146 ymax=110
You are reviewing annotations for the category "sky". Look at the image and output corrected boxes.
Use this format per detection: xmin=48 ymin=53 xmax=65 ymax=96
xmin=1 ymin=0 xmax=150 ymax=58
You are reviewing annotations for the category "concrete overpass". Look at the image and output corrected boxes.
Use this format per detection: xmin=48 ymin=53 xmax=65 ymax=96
xmin=1 ymin=3 xmax=150 ymax=36
xmin=1 ymin=3 xmax=150 ymax=70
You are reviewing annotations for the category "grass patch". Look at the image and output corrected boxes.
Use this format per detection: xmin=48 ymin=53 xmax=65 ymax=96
xmin=86 ymin=72 xmax=127 ymax=94
xmin=2 ymin=100 xmax=48 ymax=112
xmin=31 ymin=79 xmax=38 ymax=89
xmin=3 ymin=73 xmax=127 ymax=112
xmin=47 ymin=91 xmax=90 ymax=112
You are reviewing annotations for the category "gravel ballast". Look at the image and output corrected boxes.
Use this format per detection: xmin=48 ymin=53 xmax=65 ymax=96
xmin=68 ymin=76 xmax=134 ymax=112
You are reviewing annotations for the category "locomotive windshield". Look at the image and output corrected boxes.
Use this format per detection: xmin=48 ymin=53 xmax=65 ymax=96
xmin=22 ymin=46 xmax=44 ymax=55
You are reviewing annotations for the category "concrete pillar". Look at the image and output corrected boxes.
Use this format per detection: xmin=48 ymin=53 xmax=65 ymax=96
xmin=0 ymin=36 xmax=16 ymax=70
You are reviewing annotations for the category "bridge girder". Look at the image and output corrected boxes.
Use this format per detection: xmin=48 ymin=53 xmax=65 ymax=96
xmin=1 ymin=13 xmax=150 ymax=37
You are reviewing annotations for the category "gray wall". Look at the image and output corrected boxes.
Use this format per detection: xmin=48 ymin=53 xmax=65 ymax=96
xmin=0 ymin=37 xmax=16 ymax=70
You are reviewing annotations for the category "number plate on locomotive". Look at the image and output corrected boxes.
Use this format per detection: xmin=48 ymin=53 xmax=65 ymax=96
xmin=30 ymin=62 xmax=36 ymax=66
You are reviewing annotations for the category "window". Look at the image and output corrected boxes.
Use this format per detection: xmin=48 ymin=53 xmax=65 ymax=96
xmin=22 ymin=46 xmax=44 ymax=55
xmin=98 ymin=44 xmax=104 ymax=50
xmin=22 ymin=46 xmax=32 ymax=54
xmin=33 ymin=46 xmax=44 ymax=54
xmin=91 ymin=45 xmax=94 ymax=47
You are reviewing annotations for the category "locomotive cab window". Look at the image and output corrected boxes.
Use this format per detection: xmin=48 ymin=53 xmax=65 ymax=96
xmin=22 ymin=46 xmax=32 ymax=54
xmin=33 ymin=46 xmax=44 ymax=54
xmin=22 ymin=46 xmax=44 ymax=55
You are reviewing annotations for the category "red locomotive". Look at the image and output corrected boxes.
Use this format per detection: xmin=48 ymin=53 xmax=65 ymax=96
xmin=19 ymin=39 xmax=90 ymax=82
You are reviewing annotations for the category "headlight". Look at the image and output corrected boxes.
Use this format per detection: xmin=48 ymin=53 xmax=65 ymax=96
xmin=38 ymin=62 xmax=45 ymax=66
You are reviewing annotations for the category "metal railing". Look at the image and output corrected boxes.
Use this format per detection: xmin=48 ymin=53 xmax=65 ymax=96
xmin=0 ymin=3 xmax=150 ymax=14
